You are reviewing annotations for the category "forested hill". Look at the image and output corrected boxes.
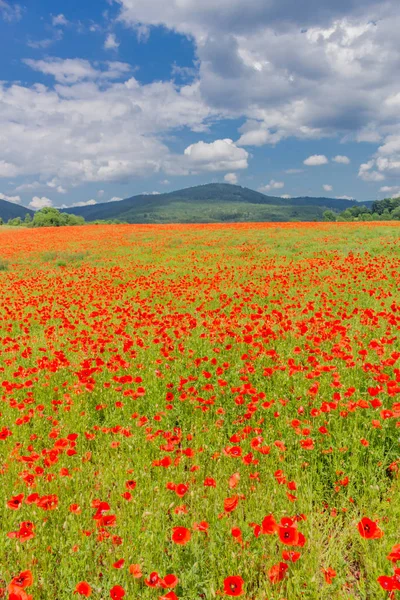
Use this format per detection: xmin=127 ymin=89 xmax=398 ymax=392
xmin=61 ymin=183 xmax=371 ymax=223
xmin=0 ymin=199 xmax=34 ymax=222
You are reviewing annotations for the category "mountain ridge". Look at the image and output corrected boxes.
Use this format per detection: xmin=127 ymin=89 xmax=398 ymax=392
xmin=62 ymin=184 xmax=372 ymax=223
xmin=0 ymin=184 xmax=374 ymax=224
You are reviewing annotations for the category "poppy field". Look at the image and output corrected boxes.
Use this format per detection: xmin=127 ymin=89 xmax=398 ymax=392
xmin=0 ymin=222 xmax=400 ymax=600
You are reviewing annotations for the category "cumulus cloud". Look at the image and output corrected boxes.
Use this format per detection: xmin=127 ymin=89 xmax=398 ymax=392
xmin=104 ymin=33 xmax=120 ymax=51
xmin=335 ymin=195 xmax=355 ymax=200
xmin=258 ymin=179 xmax=284 ymax=193
xmin=29 ymin=196 xmax=53 ymax=210
xmin=115 ymin=0 xmax=400 ymax=157
xmin=323 ymin=184 xmax=333 ymax=191
xmin=0 ymin=192 xmax=21 ymax=204
xmin=52 ymin=14 xmax=68 ymax=27
xmin=0 ymin=60 xmax=214 ymax=186
xmin=224 ymin=173 xmax=238 ymax=184
xmin=333 ymin=155 xmax=350 ymax=164
xmin=358 ymin=160 xmax=385 ymax=182
xmin=304 ymin=155 xmax=328 ymax=166
xmin=281 ymin=194 xmax=292 ymax=199
xmin=184 ymin=139 xmax=248 ymax=172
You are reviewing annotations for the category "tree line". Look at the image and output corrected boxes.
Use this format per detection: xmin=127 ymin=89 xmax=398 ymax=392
xmin=324 ymin=197 xmax=400 ymax=222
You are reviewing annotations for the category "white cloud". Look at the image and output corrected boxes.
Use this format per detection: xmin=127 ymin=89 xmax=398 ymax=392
xmin=323 ymin=184 xmax=333 ymax=191
xmin=224 ymin=172 xmax=238 ymax=184
xmin=281 ymin=194 xmax=292 ymax=199
xmin=52 ymin=14 xmax=68 ymax=27
xmin=23 ymin=58 xmax=130 ymax=84
xmin=27 ymin=30 xmax=64 ymax=49
xmin=380 ymin=186 xmax=400 ymax=197
xmin=333 ymin=155 xmax=350 ymax=164
xmin=46 ymin=179 xmax=67 ymax=193
xmin=0 ymin=161 xmax=18 ymax=178
xmin=115 ymin=0 xmax=400 ymax=157
xmin=15 ymin=182 xmax=42 ymax=192
xmin=98 ymin=190 xmax=105 ymax=197
xmin=0 ymin=0 xmax=22 ymax=22
xmin=358 ymin=160 xmax=385 ymax=182
xmin=258 ymin=179 xmax=284 ymax=193
xmin=109 ymin=196 xmax=123 ymax=202
xmin=70 ymin=199 xmax=97 ymax=207
xmin=0 ymin=192 xmax=21 ymax=204
xmin=184 ymin=139 xmax=248 ymax=172
xmin=104 ymin=33 xmax=120 ymax=51
xmin=237 ymin=127 xmax=283 ymax=146
xmin=335 ymin=195 xmax=355 ymax=200
xmin=304 ymin=155 xmax=328 ymax=166
xmin=29 ymin=196 xmax=53 ymax=210
xmin=160 ymin=179 xmax=170 ymax=185
xmin=0 ymin=61 xmax=214 ymax=185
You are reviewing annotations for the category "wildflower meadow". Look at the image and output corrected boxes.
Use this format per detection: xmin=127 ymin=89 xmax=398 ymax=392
xmin=0 ymin=222 xmax=399 ymax=600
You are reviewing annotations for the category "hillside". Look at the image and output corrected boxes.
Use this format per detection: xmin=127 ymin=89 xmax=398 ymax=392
xmin=62 ymin=184 xmax=371 ymax=224
xmin=0 ymin=199 xmax=34 ymax=222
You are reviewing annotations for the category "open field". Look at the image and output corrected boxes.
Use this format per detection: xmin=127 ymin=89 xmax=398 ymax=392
xmin=0 ymin=223 xmax=399 ymax=600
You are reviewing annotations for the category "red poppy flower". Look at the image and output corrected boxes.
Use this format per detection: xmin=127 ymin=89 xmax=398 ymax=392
xmin=224 ymin=496 xmax=239 ymax=513
xmin=322 ymin=567 xmax=337 ymax=584
xmin=74 ymin=582 xmax=92 ymax=597
xmin=129 ymin=564 xmax=143 ymax=578
xmin=159 ymin=592 xmax=178 ymax=600
xmin=377 ymin=576 xmax=396 ymax=591
xmin=204 ymin=478 xmax=216 ymax=487
xmin=223 ymin=575 xmax=244 ymax=596
xmin=278 ymin=525 xmax=299 ymax=546
xmin=282 ymin=550 xmax=301 ymax=563
xmin=159 ymin=574 xmax=178 ymax=589
xmin=7 ymin=494 xmax=24 ymax=510
xmin=261 ymin=514 xmax=277 ymax=535
xmin=357 ymin=517 xmax=384 ymax=539
xmin=110 ymin=585 xmax=125 ymax=600
xmin=145 ymin=572 xmax=160 ymax=587
xmin=171 ymin=527 xmax=191 ymax=545
xmin=268 ymin=562 xmax=288 ymax=584
xmin=175 ymin=484 xmax=188 ymax=497
xmin=10 ymin=571 xmax=33 ymax=589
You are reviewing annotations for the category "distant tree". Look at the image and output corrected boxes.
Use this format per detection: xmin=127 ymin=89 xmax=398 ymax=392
xmin=31 ymin=207 xmax=85 ymax=227
xmin=323 ymin=210 xmax=337 ymax=222
xmin=391 ymin=206 xmax=400 ymax=220
xmin=24 ymin=213 xmax=32 ymax=224
xmin=0 ymin=217 xmax=3 ymax=226
xmin=8 ymin=216 xmax=22 ymax=226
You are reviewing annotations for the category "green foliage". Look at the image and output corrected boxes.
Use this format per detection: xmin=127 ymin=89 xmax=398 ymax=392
xmin=0 ymin=258 xmax=8 ymax=270
xmin=7 ymin=216 xmax=22 ymax=226
xmin=323 ymin=210 xmax=337 ymax=222
xmin=31 ymin=207 xmax=85 ymax=228
xmin=337 ymin=196 xmax=400 ymax=221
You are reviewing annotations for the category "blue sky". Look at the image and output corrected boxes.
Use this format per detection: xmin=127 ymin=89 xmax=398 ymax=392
xmin=1 ymin=0 xmax=400 ymax=209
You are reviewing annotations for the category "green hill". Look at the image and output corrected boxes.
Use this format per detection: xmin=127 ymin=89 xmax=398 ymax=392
xmin=62 ymin=184 xmax=371 ymax=223
xmin=0 ymin=199 xmax=34 ymax=222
